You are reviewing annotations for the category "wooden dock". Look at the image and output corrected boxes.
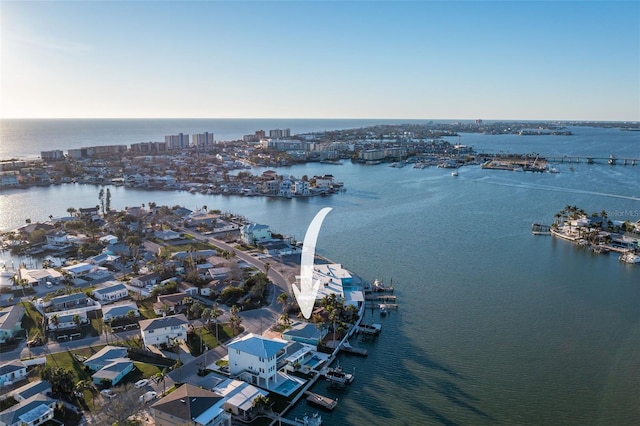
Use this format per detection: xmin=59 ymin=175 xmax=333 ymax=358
xmin=305 ymin=391 xmax=338 ymax=410
xmin=365 ymin=294 xmax=397 ymax=302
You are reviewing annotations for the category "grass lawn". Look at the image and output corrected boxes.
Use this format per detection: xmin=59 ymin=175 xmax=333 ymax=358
xmin=20 ymin=301 xmax=44 ymax=339
xmin=132 ymin=362 xmax=161 ymax=380
xmin=137 ymin=297 xmax=157 ymax=319
xmin=159 ymin=241 xmax=217 ymax=255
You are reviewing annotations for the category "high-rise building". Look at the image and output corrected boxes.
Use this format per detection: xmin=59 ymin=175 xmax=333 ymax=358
xmin=269 ymin=128 xmax=291 ymax=139
xmin=192 ymin=132 xmax=214 ymax=147
xmin=41 ymin=150 xmax=64 ymax=160
xmin=164 ymin=133 xmax=189 ymax=150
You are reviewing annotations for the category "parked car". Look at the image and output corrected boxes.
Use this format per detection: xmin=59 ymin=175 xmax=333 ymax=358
xmin=139 ymin=390 xmax=157 ymax=403
xmin=134 ymin=379 xmax=149 ymax=389
xmin=100 ymin=389 xmax=117 ymax=399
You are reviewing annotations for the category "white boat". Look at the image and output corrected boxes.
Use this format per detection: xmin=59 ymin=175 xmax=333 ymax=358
xmin=324 ymin=364 xmax=354 ymax=386
xmin=451 ymin=170 xmax=458 ymax=177
xmin=379 ymin=304 xmax=388 ymax=316
xmin=619 ymin=251 xmax=640 ymax=264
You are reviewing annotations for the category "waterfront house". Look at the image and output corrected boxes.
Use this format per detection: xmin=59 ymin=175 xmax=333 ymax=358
xmin=139 ymin=314 xmax=188 ymax=348
xmin=227 ymin=333 xmax=287 ymax=388
xmin=102 ymin=301 xmax=140 ymax=322
xmin=150 ymin=383 xmax=230 ymax=426
xmin=0 ymin=394 xmax=56 ymax=426
xmin=0 ymin=305 xmax=25 ymax=344
xmin=92 ymin=282 xmax=128 ymax=303
xmin=278 ymin=179 xmax=293 ymax=198
xmin=240 ymin=223 xmax=271 ymax=245
xmin=84 ymin=346 xmax=129 ymax=371
xmin=260 ymin=240 xmax=300 ymax=257
xmin=281 ymin=321 xmax=323 ymax=347
xmin=212 ymin=378 xmax=269 ymax=419
xmin=45 ymin=231 xmax=72 ymax=248
xmin=50 ymin=292 xmax=86 ymax=311
xmin=18 ymin=268 xmax=62 ymax=287
xmin=9 ymin=380 xmax=52 ymax=402
xmin=0 ymin=361 xmax=27 ymax=387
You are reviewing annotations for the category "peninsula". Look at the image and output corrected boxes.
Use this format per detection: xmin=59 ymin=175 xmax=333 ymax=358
xmin=0 ymin=203 xmax=378 ymax=425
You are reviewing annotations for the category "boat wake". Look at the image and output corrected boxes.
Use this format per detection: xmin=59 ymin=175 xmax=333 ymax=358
xmin=474 ymin=176 xmax=640 ymax=201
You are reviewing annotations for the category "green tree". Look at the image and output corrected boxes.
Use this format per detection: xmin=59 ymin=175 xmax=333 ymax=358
xmin=105 ymin=188 xmax=112 ymax=213
xmin=98 ymin=188 xmax=105 ymax=215
xmin=229 ymin=305 xmax=242 ymax=336
xmin=277 ymin=292 xmax=289 ymax=314
xmin=210 ymin=302 xmax=223 ymax=343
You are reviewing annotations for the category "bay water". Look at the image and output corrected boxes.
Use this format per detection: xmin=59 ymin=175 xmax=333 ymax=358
xmin=1 ymin=121 xmax=639 ymax=424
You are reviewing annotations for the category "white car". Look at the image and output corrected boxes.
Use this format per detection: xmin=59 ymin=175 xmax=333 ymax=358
xmin=100 ymin=389 xmax=117 ymax=399
xmin=139 ymin=390 xmax=157 ymax=403
xmin=134 ymin=379 xmax=149 ymax=389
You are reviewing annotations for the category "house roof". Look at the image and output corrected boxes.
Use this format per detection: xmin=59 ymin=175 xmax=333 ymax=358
xmin=51 ymin=292 xmax=86 ymax=305
xmin=94 ymin=283 xmax=127 ymax=295
xmin=0 ymin=394 xmax=55 ymax=426
xmin=139 ymin=314 xmax=188 ymax=332
xmin=0 ymin=305 xmax=25 ymax=330
xmin=0 ymin=360 xmax=26 ymax=376
xmin=91 ymin=359 xmax=133 ymax=381
xmin=102 ymin=302 xmax=139 ymax=319
xmin=150 ymin=383 xmax=224 ymax=424
xmin=213 ymin=378 xmax=267 ymax=412
xmin=227 ymin=333 xmax=287 ymax=359
xmin=282 ymin=322 xmax=321 ymax=340
xmin=10 ymin=380 xmax=52 ymax=401
xmin=84 ymin=346 xmax=129 ymax=369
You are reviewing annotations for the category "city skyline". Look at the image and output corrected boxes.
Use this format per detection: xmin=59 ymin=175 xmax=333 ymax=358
xmin=1 ymin=1 xmax=638 ymax=121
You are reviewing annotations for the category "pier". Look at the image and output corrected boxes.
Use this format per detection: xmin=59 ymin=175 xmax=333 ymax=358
xmin=365 ymin=294 xmax=397 ymax=302
xmin=545 ymin=155 xmax=639 ymax=165
xmin=305 ymin=391 xmax=338 ymax=410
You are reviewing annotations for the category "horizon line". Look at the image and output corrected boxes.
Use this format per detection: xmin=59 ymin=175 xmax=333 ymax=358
xmin=1 ymin=117 xmax=638 ymax=123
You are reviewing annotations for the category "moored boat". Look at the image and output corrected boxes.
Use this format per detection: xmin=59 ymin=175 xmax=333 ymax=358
xmin=619 ymin=251 xmax=640 ymax=264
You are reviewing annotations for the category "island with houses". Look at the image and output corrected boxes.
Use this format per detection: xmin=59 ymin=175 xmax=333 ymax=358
xmin=0 ymin=203 xmax=386 ymax=425
xmin=532 ymin=205 xmax=640 ymax=264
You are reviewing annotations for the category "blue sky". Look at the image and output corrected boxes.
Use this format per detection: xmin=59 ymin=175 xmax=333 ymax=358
xmin=1 ymin=1 xmax=638 ymax=120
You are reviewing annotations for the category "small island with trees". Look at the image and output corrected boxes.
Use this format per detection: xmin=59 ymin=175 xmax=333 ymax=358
xmin=533 ymin=205 xmax=640 ymax=263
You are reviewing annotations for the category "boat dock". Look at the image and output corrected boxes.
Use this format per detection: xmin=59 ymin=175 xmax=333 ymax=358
xmin=340 ymin=341 xmax=368 ymax=356
xmin=365 ymin=294 xmax=397 ymax=302
xmin=545 ymin=155 xmax=640 ymax=165
xmin=305 ymin=391 xmax=338 ymax=410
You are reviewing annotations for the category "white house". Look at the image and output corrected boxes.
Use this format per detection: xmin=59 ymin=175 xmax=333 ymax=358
xmin=139 ymin=314 xmax=188 ymax=348
xmin=18 ymin=268 xmax=62 ymax=287
xmin=93 ymin=282 xmax=128 ymax=303
xmin=278 ymin=179 xmax=292 ymax=198
xmin=61 ymin=262 xmax=95 ymax=278
xmin=130 ymin=272 xmax=160 ymax=288
xmin=240 ymin=223 xmax=271 ymax=245
xmin=0 ymin=361 xmax=27 ymax=387
xmin=227 ymin=334 xmax=287 ymax=388
xmin=292 ymin=180 xmax=310 ymax=196
xmin=47 ymin=311 xmax=88 ymax=331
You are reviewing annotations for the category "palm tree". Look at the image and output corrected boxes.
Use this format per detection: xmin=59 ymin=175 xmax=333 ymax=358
xmin=155 ymin=368 xmax=167 ymax=395
xmin=277 ymin=292 xmax=289 ymax=314
xmin=50 ymin=314 xmax=60 ymax=334
xmin=210 ymin=302 xmax=222 ymax=342
xmin=67 ymin=207 xmax=77 ymax=217
xmin=279 ymin=312 xmax=291 ymax=327
xmin=252 ymin=394 xmax=271 ymax=415
xmin=72 ymin=314 xmax=82 ymax=330
xmin=229 ymin=305 xmax=242 ymax=336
